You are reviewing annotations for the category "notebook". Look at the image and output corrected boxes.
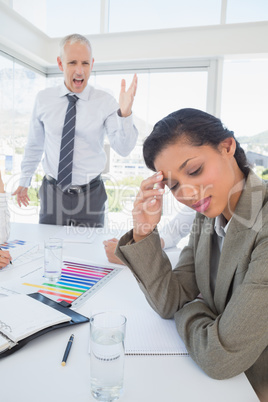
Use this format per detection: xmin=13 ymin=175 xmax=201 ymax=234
xmin=89 ymin=309 xmax=188 ymax=356
xmin=124 ymin=309 xmax=188 ymax=355
xmin=0 ymin=294 xmax=70 ymax=350
xmin=0 ymin=293 xmax=89 ymax=355
xmin=0 ymin=334 xmax=14 ymax=353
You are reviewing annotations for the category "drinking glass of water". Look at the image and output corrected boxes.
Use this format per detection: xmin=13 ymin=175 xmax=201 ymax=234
xmin=90 ymin=312 xmax=127 ymax=401
xmin=44 ymin=238 xmax=63 ymax=282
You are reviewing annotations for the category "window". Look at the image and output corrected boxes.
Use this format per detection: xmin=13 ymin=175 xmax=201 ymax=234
xmin=11 ymin=0 xmax=101 ymax=37
xmin=0 ymin=51 xmax=46 ymax=223
xmin=109 ymin=0 xmax=221 ymax=32
xmin=147 ymin=71 xmax=207 ymax=125
xmin=4 ymin=0 xmax=268 ymax=39
xmin=221 ymin=58 xmax=268 ymax=177
xmin=221 ymin=59 xmax=268 ymax=138
xmin=0 ymin=53 xmax=13 ymax=202
xmin=256 ymin=159 xmax=263 ymax=166
xmin=95 ymin=68 xmax=208 ymax=229
xmin=226 ymin=0 xmax=268 ymax=23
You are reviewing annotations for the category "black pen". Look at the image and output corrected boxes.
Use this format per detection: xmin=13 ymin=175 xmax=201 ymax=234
xmin=0 ymin=247 xmax=12 ymax=265
xmin=61 ymin=334 xmax=74 ymax=366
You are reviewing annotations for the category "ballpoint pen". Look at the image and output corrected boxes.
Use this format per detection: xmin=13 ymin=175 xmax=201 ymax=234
xmin=0 ymin=247 xmax=12 ymax=265
xmin=61 ymin=334 xmax=74 ymax=366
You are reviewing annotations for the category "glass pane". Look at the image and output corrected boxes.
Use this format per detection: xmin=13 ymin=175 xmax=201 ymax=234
xmin=0 ymin=52 xmax=46 ymax=223
xmin=95 ymin=69 xmax=207 ymax=230
xmin=0 ymin=54 xmax=13 ymax=181
xmin=46 ymin=76 xmax=63 ymax=87
xmin=109 ymin=0 xmax=221 ymax=33
xmin=46 ymin=0 xmax=101 ymax=37
xmin=12 ymin=0 xmax=101 ymax=37
xmin=13 ymin=63 xmax=46 ymax=223
xmin=226 ymin=0 xmax=268 ymax=23
xmin=147 ymin=71 xmax=207 ymax=126
xmin=221 ymin=59 xmax=268 ymax=176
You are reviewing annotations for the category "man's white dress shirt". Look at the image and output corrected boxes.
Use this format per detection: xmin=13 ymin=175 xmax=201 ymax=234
xmin=159 ymin=206 xmax=196 ymax=249
xmin=20 ymin=83 xmax=138 ymax=187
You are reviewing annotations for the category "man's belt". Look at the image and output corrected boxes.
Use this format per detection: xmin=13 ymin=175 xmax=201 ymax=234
xmin=44 ymin=174 xmax=101 ymax=194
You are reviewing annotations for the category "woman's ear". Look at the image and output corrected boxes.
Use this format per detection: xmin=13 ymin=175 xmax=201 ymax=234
xmin=219 ymin=137 xmax=236 ymax=158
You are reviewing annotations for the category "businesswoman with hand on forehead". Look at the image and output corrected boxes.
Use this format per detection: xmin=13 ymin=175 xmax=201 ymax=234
xmin=115 ymin=108 xmax=268 ymax=401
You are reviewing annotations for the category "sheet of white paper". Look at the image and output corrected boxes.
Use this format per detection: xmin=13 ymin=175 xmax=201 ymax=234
xmin=53 ymin=226 xmax=97 ymax=243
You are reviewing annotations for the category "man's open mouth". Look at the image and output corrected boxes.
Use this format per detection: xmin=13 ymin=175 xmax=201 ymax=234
xmin=73 ymin=78 xmax=84 ymax=85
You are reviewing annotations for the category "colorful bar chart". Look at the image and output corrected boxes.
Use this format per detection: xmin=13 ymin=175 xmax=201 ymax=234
xmin=0 ymin=239 xmax=26 ymax=249
xmin=21 ymin=259 xmax=122 ymax=307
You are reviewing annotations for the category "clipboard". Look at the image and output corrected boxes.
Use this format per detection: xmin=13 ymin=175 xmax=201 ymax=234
xmin=0 ymin=293 xmax=89 ymax=358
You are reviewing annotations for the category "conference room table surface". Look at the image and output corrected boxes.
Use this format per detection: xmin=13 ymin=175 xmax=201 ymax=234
xmin=0 ymin=223 xmax=258 ymax=402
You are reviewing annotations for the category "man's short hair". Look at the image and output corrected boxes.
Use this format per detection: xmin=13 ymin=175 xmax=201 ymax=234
xmin=59 ymin=33 xmax=93 ymax=60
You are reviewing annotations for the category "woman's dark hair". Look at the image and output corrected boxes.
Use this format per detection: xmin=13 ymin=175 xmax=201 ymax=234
xmin=143 ymin=108 xmax=250 ymax=176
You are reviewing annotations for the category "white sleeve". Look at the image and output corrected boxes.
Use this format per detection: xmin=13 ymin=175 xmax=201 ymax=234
xmin=105 ymin=111 xmax=138 ymax=157
xmin=160 ymin=206 xmax=196 ymax=249
xmin=0 ymin=193 xmax=10 ymax=243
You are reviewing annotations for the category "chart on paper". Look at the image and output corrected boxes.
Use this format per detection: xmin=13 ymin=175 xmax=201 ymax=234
xmin=0 ymin=239 xmax=42 ymax=267
xmin=0 ymin=258 xmax=123 ymax=307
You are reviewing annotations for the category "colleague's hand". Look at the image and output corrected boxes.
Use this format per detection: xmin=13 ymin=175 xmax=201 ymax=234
xmin=103 ymin=238 xmax=124 ymax=265
xmin=0 ymin=171 xmax=5 ymax=193
xmin=0 ymin=250 xmax=12 ymax=269
xmin=119 ymin=74 xmax=138 ymax=117
xmin=132 ymin=172 xmax=165 ymax=243
xmin=12 ymin=186 xmax=30 ymax=207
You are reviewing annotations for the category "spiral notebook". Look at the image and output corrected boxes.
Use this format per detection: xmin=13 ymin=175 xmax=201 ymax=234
xmin=0 ymin=293 xmax=89 ymax=356
xmin=89 ymin=309 xmax=188 ymax=356
xmin=124 ymin=310 xmax=188 ymax=356
xmin=0 ymin=294 xmax=70 ymax=352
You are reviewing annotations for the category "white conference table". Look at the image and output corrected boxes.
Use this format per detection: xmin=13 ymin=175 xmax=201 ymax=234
xmin=0 ymin=223 xmax=258 ymax=402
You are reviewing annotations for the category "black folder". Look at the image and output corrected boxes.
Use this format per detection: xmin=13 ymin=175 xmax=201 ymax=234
xmin=0 ymin=292 xmax=89 ymax=358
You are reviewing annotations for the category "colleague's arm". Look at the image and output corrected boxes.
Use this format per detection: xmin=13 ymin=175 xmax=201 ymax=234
xmin=159 ymin=206 xmax=196 ymax=249
xmin=103 ymin=225 xmax=190 ymax=265
xmin=105 ymin=75 xmax=138 ymax=156
xmin=119 ymin=74 xmax=137 ymax=117
xmin=103 ymin=220 xmax=181 ymax=265
xmin=0 ymin=249 xmax=12 ymax=268
xmin=103 ymin=238 xmax=124 ymax=265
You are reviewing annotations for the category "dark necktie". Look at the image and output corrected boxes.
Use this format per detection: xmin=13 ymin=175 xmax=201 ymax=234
xmin=57 ymin=94 xmax=78 ymax=191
